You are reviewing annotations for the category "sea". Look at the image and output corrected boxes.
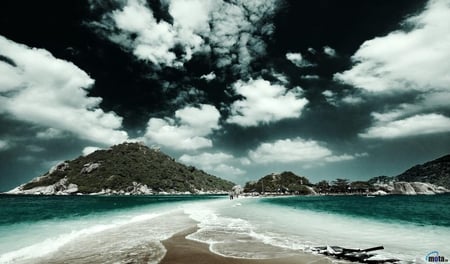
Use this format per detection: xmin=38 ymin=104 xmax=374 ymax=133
xmin=0 ymin=194 xmax=449 ymax=263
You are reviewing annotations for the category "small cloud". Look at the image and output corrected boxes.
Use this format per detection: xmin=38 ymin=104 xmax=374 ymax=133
xmin=271 ymin=71 xmax=289 ymax=84
xmin=200 ymin=72 xmax=216 ymax=81
xmin=145 ymin=104 xmax=220 ymax=150
xmin=360 ymin=113 xmax=450 ymax=139
xmin=286 ymin=52 xmax=315 ymax=68
xmin=307 ymin=47 xmax=317 ymax=54
xmin=36 ymin=128 xmax=65 ymax=139
xmin=0 ymin=140 xmax=10 ymax=151
xmin=301 ymin=75 xmax=320 ymax=80
xmin=213 ymin=164 xmax=245 ymax=176
xmin=239 ymin=157 xmax=251 ymax=165
xmin=323 ymin=46 xmax=337 ymax=57
xmin=342 ymin=95 xmax=364 ymax=104
xmin=249 ymin=137 xmax=364 ymax=165
xmin=322 ymin=90 xmax=338 ymax=106
xmin=26 ymin=145 xmax=45 ymax=153
xmin=227 ymin=78 xmax=308 ymax=127
xmin=324 ymin=154 xmax=354 ymax=162
xmin=18 ymin=155 xmax=36 ymax=163
xmin=82 ymin=146 xmax=101 ymax=156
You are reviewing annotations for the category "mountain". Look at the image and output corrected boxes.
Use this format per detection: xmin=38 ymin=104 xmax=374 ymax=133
xmin=244 ymin=171 xmax=315 ymax=195
xmin=396 ymin=154 xmax=450 ymax=189
xmin=7 ymin=142 xmax=235 ymax=195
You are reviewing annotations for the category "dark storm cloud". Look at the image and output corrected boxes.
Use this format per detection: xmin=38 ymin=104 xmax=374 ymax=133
xmin=0 ymin=0 xmax=448 ymax=190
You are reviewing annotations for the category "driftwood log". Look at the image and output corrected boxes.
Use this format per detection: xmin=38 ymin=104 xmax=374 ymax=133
xmin=312 ymin=245 xmax=400 ymax=263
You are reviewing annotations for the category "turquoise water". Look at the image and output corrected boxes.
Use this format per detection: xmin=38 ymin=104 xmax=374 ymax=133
xmin=0 ymin=194 xmax=222 ymax=226
xmin=1 ymin=194 xmax=449 ymax=263
xmin=260 ymin=194 xmax=450 ymax=227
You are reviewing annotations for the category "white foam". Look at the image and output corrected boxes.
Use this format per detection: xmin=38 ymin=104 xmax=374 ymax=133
xmin=183 ymin=197 xmax=450 ymax=262
xmin=0 ymin=202 xmax=190 ymax=263
xmin=0 ymin=223 xmax=117 ymax=263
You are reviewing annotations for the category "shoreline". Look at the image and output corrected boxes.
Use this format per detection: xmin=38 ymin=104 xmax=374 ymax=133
xmin=160 ymin=226 xmax=332 ymax=264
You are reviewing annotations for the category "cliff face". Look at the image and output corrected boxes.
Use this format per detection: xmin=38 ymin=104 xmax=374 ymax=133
xmin=396 ymin=155 xmax=450 ymax=189
xmin=7 ymin=142 xmax=235 ymax=195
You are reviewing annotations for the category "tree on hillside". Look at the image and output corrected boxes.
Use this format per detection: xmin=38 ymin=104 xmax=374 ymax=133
xmin=316 ymin=180 xmax=330 ymax=193
xmin=332 ymin=178 xmax=350 ymax=193
xmin=350 ymin=181 xmax=371 ymax=193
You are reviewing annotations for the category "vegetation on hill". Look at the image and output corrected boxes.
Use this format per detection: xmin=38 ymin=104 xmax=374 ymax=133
xmin=244 ymin=154 xmax=450 ymax=195
xmin=244 ymin=171 xmax=312 ymax=194
xmin=22 ymin=142 xmax=235 ymax=193
xmin=396 ymin=154 xmax=450 ymax=189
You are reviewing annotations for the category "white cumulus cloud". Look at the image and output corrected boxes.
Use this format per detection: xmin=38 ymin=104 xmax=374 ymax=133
xmin=323 ymin=46 xmax=337 ymax=57
xmin=82 ymin=146 xmax=101 ymax=156
xmin=249 ymin=137 xmax=365 ymax=165
xmin=334 ymin=0 xmax=450 ymax=139
xmin=200 ymin=72 xmax=216 ymax=81
xmin=144 ymin=104 xmax=220 ymax=150
xmin=227 ymin=79 xmax=308 ymax=127
xmin=334 ymin=0 xmax=450 ymax=94
xmin=286 ymin=52 xmax=315 ymax=68
xmin=360 ymin=113 xmax=450 ymax=139
xmin=0 ymin=36 xmax=128 ymax=146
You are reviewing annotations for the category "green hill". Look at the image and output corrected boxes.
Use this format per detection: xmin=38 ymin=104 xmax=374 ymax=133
xmin=19 ymin=142 xmax=235 ymax=194
xmin=244 ymin=171 xmax=313 ymax=194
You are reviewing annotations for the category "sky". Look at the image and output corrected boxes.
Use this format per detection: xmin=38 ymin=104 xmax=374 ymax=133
xmin=0 ymin=0 xmax=449 ymax=191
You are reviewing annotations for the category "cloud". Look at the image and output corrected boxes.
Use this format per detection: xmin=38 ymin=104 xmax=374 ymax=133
xmin=249 ymin=137 xmax=364 ymax=164
xmin=26 ymin=145 xmax=45 ymax=153
xmin=0 ymin=36 xmax=128 ymax=146
xmin=322 ymin=90 xmax=338 ymax=106
xmin=333 ymin=0 xmax=450 ymax=140
xmin=286 ymin=52 xmax=315 ymax=67
xmin=36 ymin=128 xmax=66 ymax=139
xmin=341 ymin=95 xmax=364 ymax=104
xmin=179 ymin=152 xmax=245 ymax=176
xmin=307 ymin=47 xmax=317 ymax=54
xmin=323 ymin=90 xmax=364 ymax=106
xmin=360 ymin=113 xmax=450 ymax=139
xmin=204 ymin=0 xmax=279 ymax=75
xmin=227 ymin=78 xmax=308 ymax=127
xmin=144 ymin=104 xmax=220 ymax=150
xmin=82 ymin=146 xmax=101 ymax=156
xmin=323 ymin=46 xmax=337 ymax=57
xmin=301 ymin=75 xmax=320 ymax=80
xmin=334 ymin=0 xmax=450 ymax=94
xmin=200 ymin=72 xmax=216 ymax=81
xmin=91 ymin=0 xmax=280 ymax=74
xmin=0 ymin=140 xmax=10 ymax=151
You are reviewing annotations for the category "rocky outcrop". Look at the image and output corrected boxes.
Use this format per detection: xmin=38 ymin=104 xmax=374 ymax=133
xmin=80 ymin=162 xmax=100 ymax=174
xmin=7 ymin=177 xmax=79 ymax=195
xmin=391 ymin=182 xmax=448 ymax=195
xmin=370 ymin=180 xmax=448 ymax=195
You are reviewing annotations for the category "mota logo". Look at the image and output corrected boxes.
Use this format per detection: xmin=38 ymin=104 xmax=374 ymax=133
xmin=426 ymin=251 xmax=449 ymax=262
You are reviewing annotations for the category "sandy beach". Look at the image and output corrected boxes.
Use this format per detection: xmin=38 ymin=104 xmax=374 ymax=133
xmin=160 ymin=226 xmax=332 ymax=264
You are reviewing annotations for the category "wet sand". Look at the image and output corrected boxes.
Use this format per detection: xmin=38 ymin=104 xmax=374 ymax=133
xmin=160 ymin=227 xmax=332 ymax=264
